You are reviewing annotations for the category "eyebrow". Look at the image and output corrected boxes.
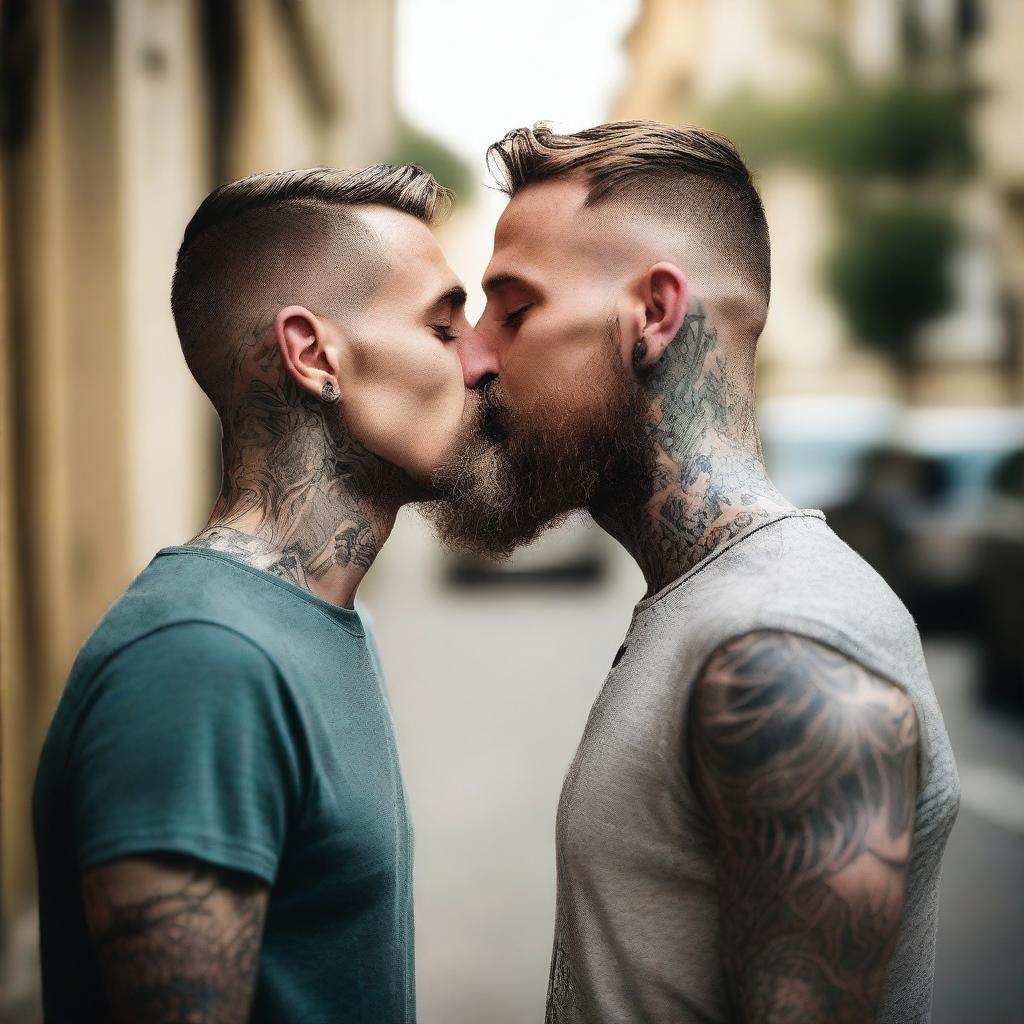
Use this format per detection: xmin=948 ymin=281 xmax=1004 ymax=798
xmin=425 ymin=284 xmax=467 ymax=318
xmin=482 ymin=272 xmax=541 ymax=296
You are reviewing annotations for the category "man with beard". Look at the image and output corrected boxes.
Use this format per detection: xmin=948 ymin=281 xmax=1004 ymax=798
xmin=437 ymin=123 xmax=960 ymax=1023
xmin=33 ymin=164 xmax=488 ymax=1024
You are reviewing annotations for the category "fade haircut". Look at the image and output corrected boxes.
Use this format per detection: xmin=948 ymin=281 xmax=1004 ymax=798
xmin=171 ymin=164 xmax=452 ymax=411
xmin=487 ymin=121 xmax=770 ymax=333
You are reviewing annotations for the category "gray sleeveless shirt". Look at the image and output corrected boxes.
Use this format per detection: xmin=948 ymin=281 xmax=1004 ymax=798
xmin=546 ymin=510 xmax=960 ymax=1024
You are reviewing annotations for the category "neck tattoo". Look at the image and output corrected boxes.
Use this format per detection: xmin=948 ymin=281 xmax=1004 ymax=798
xmin=187 ymin=331 xmax=400 ymax=607
xmin=597 ymin=304 xmax=793 ymax=595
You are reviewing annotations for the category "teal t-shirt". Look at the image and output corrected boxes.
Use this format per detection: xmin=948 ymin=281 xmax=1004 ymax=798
xmin=32 ymin=547 xmax=415 ymax=1023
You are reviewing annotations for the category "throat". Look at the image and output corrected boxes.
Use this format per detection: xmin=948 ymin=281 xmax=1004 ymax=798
xmin=187 ymin=423 xmax=401 ymax=609
xmin=597 ymin=438 xmax=793 ymax=596
xmin=189 ymin=488 xmax=394 ymax=609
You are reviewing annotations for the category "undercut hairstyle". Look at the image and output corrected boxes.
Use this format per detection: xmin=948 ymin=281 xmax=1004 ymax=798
xmin=487 ymin=121 xmax=770 ymax=331
xmin=171 ymin=164 xmax=452 ymax=410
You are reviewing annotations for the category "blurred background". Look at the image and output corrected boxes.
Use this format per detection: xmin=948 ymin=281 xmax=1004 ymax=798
xmin=1 ymin=0 xmax=1022 ymax=1020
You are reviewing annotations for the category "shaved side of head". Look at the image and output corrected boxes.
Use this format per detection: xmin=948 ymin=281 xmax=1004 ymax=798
xmin=171 ymin=165 xmax=452 ymax=413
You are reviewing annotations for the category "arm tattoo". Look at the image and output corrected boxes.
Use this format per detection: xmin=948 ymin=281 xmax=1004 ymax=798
xmin=690 ymin=631 xmax=919 ymax=1023
xmin=82 ymin=854 xmax=268 ymax=1024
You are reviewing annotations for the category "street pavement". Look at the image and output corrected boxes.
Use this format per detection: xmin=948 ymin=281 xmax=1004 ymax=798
xmin=365 ymin=511 xmax=1024 ymax=1024
xmin=928 ymin=640 xmax=1024 ymax=1024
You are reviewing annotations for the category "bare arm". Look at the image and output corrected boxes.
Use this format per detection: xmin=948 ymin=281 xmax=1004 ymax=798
xmin=82 ymin=853 xmax=269 ymax=1024
xmin=690 ymin=631 xmax=919 ymax=1023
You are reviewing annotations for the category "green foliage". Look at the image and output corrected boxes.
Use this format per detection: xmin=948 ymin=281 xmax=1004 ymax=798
xmin=825 ymin=198 xmax=959 ymax=365
xmin=705 ymin=69 xmax=974 ymax=365
xmin=711 ymin=78 xmax=975 ymax=181
xmin=391 ymin=119 xmax=475 ymax=200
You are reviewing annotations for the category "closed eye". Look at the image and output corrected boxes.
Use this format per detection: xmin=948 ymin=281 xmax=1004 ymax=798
xmin=503 ymin=305 xmax=531 ymax=329
xmin=431 ymin=324 xmax=459 ymax=342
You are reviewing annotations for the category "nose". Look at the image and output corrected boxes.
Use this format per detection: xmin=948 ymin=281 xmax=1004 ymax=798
xmin=455 ymin=324 xmax=501 ymax=389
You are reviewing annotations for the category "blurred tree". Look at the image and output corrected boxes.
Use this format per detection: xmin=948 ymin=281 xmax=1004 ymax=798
xmin=391 ymin=118 xmax=475 ymax=201
xmin=825 ymin=199 xmax=959 ymax=367
xmin=713 ymin=78 xmax=975 ymax=182
xmin=704 ymin=37 xmax=977 ymax=372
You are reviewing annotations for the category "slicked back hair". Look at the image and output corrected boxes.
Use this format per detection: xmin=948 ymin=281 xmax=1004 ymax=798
xmin=487 ymin=121 xmax=770 ymax=331
xmin=171 ymin=164 xmax=453 ymax=410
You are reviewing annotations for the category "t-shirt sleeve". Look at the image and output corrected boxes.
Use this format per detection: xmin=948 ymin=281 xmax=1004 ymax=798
xmin=70 ymin=621 xmax=308 ymax=884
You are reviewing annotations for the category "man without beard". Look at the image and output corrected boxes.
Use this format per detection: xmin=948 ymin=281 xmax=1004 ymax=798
xmin=435 ymin=123 xmax=961 ymax=1024
xmin=33 ymin=165 xmax=485 ymax=1024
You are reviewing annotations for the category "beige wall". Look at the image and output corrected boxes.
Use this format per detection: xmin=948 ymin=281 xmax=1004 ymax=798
xmin=118 ymin=0 xmax=216 ymax=571
xmin=232 ymin=0 xmax=324 ymax=175
xmin=973 ymin=0 xmax=1024 ymax=398
xmin=615 ymin=0 xmax=897 ymax=400
xmin=3 ymin=0 xmax=127 ymax=915
xmin=231 ymin=0 xmax=397 ymax=177
xmin=324 ymin=0 xmax=398 ymax=168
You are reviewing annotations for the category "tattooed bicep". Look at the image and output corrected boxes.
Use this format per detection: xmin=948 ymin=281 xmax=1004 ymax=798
xmin=82 ymin=853 xmax=268 ymax=1024
xmin=690 ymin=631 xmax=919 ymax=1022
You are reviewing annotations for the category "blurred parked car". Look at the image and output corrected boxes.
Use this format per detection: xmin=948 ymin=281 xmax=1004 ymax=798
xmin=762 ymin=398 xmax=1024 ymax=639
xmin=759 ymin=395 xmax=901 ymax=510
xmin=975 ymin=447 xmax=1024 ymax=710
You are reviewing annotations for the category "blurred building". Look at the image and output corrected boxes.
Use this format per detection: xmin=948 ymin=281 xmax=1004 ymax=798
xmin=0 ymin=0 xmax=396 ymax=1010
xmin=614 ymin=0 xmax=1024 ymax=408
xmin=1 ymin=3 xmax=1020 ymax=1021
xmin=970 ymin=0 xmax=1024 ymax=399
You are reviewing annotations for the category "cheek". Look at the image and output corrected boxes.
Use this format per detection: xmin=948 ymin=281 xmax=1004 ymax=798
xmin=504 ymin=307 xmax=613 ymax=410
xmin=341 ymin=337 xmax=465 ymax=476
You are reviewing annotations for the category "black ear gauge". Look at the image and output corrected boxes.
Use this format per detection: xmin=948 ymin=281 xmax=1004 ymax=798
xmin=632 ymin=336 xmax=647 ymax=365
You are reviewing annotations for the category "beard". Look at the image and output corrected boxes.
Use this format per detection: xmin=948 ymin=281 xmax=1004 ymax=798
xmin=424 ymin=323 xmax=653 ymax=558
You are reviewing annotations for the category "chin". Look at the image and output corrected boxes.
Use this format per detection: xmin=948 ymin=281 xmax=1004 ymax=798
xmin=421 ymin=429 xmax=577 ymax=557
xmin=422 ymin=356 xmax=648 ymax=555
xmin=385 ymin=427 xmax=467 ymax=502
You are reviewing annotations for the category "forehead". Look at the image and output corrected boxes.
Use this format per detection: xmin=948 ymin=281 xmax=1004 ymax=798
xmin=493 ymin=178 xmax=590 ymax=261
xmin=488 ymin=177 xmax=641 ymax=283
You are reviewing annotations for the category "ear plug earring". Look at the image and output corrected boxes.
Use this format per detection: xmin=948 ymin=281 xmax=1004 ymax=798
xmin=321 ymin=381 xmax=339 ymax=403
xmin=632 ymin=336 xmax=647 ymax=365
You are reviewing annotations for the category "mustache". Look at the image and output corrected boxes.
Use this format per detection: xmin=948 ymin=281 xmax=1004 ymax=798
xmin=479 ymin=380 xmax=509 ymax=443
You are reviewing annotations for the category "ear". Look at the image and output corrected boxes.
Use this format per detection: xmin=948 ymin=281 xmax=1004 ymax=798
xmin=633 ymin=261 xmax=688 ymax=372
xmin=274 ymin=305 xmax=341 ymax=402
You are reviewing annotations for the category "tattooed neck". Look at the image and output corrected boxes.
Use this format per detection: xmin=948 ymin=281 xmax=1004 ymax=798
xmin=187 ymin=330 xmax=403 ymax=608
xmin=597 ymin=304 xmax=793 ymax=595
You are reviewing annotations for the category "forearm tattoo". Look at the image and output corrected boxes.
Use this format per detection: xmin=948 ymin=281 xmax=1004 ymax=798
xmin=691 ymin=631 xmax=919 ymax=1023
xmin=82 ymin=855 xmax=268 ymax=1024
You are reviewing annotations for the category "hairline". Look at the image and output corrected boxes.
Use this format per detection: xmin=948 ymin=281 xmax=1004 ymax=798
xmin=485 ymin=125 xmax=770 ymax=332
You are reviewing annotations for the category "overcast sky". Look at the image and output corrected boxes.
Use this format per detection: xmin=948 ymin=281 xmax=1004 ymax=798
xmin=397 ymin=0 xmax=638 ymax=180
